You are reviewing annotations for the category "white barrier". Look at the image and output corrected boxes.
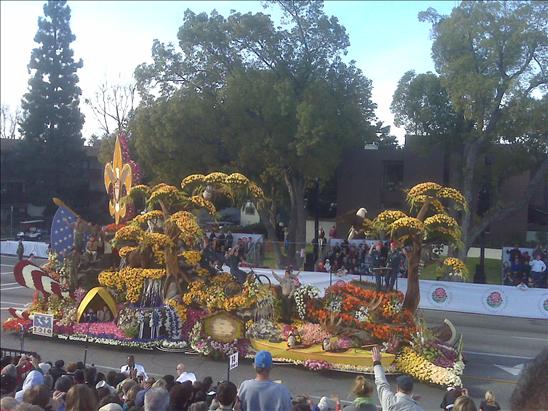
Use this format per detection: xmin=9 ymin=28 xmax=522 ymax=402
xmin=248 ymin=267 xmax=548 ymax=320
xmin=0 ymin=240 xmax=49 ymax=259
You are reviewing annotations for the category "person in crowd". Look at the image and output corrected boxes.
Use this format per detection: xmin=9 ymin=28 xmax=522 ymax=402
xmin=120 ymin=355 xmax=148 ymax=380
xmin=342 ymin=376 xmax=376 ymax=411
xmin=510 ymin=257 xmax=523 ymax=285
xmin=98 ymin=394 xmax=124 ymax=410
xmin=209 ymin=381 xmax=239 ymax=411
xmin=225 ymin=246 xmax=248 ymax=284
xmin=329 ymin=225 xmax=337 ymax=239
xmin=125 ymin=384 xmax=142 ymax=410
xmin=372 ymin=346 xmax=424 ymax=410
xmin=386 ymin=241 xmax=403 ymax=291
xmin=17 ymin=239 xmax=24 ymax=261
xmin=23 ymin=384 xmax=55 ymax=410
xmin=440 ymin=385 xmax=463 ymax=410
xmin=238 ymin=350 xmax=292 ymax=411
xmin=15 ymin=354 xmax=44 ymax=402
xmin=529 ymin=254 xmax=546 ymax=288
xmin=65 ymin=384 xmax=97 ymax=411
xmin=135 ymin=376 xmax=156 ymax=407
xmin=144 ymin=387 xmax=169 ymax=411
xmin=100 ymin=403 xmax=124 ymax=411
xmin=453 ymin=396 xmax=477 ymax=411
xmin=169 ymin=382 xmax=193 ymax=411
xmin=272 ymin=269 xmax=299 ymax=324
xmin=0 ymin=396 xmax=17 ymax=410
xmin=370 ymin=242 xmax=384 ymax=291
xmin=510 ymin=347 xmax=548 ymax=411
xmin=507 ymin=244 xmax=521 ymax=264
xmin=532 ymin=243 xmax=545 ymax=260
xmin=478 ymin=391 xmax=500 ymax=411
xmin=162 ymin=375 xmax=175 ymax=392
xmin=49 ymin=360 xmax=65 ymax=386
xmin=175 ymin=363 xmax=197 ymax=383
xmin=225 ymin=231 xmax=234 ymax=250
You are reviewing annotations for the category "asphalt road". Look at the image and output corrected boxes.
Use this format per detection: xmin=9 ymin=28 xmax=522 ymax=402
xmin=1 ymin=254 xmax=547 ymax=410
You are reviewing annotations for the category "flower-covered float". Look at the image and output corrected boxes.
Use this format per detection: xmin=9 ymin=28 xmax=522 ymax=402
xmin=3 ymin=136 xmax=467 ymax=387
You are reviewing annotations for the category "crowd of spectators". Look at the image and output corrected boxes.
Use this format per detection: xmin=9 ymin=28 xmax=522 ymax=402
xmin=503 ymin=244 xmax=547 ymax=288
xmin=4 ymin=346 xmax=544 ymax=411
xmin=200 ymin=233 xmax=262 ymax=273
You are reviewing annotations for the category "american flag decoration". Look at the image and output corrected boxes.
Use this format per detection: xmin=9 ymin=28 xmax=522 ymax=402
xmin=13 ymin=260 xmax=71 ymax=299
xmin=50 ymin=198 xmax=89 ymax=261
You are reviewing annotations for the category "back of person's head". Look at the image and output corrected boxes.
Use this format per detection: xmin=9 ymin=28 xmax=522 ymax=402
xmin=75 ymin=361 xmax=85 ymax=370
xmin=0 ymin=396 xmax=17 ymax=411
xmin=106 ymin=371 xmax=117 ymax=387
xmin=54 ymin=375 xmax=73 ymax=393
xmin=23 ymin=384 xmax=50 ymax=409
xmin=98 ymin=393 xmax=123 ymax=409
xmin=114 ymin=372 xmax=127 ymax=387
xmin=1 ymin=374 xmax=17 ymax=396
xmin=126 ymin=384 xmax=141 ymax=405
xmin=484 ymin=390 xmax=496 ymax=405
xmin=216 ymin=381 xmax=237 ymax=407
xmin=162 ymin=375 xmax=175 ymax=391
xmin=453 ymin=396 xmax=477 ymax=411
xmin=54 ymin=360 xmax=64 ymax=369
xmin=151 ymin=378 xmax=167 ymax=389
xmin=120 ymin=378 xmax=137 ymax=396
xmin=201 ymin=376 xmax=213 ymax=392
xmin=292 ymin=404 xmax=310 ymax=411
xmin=188 ymin=401 xmax=207 ymax=411
xmin=352 ymin=375 xmax=373 ymax=397
xmin=395 ymin=375 xmax=414 ymax=394
xmin=43 ymin=374 xmax=54 ymax=391
xmin=169 ymin=382 xmax=193 ymax=409
xmin=144 ymin=387 xmax=169 ymax=411
xmin=254 ymin=350 xmax=272 ymax=376
xmin=66 ymin=362 xmax=78 ymax=373
xmin=510 ymin=348 xmax=548 ymax=411
xmin=73 ymin=369 xmax=85 ymax=384
xmin=96 ymin=386 xmax=112 ymax=401
xmin=65 ymin=383 xmax=97 ymax=411
xmin=84 ymin=366 xmax=97 ymax=386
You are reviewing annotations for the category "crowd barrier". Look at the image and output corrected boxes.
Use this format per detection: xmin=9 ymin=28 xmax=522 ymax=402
xmin=246 ymin=267 xmax=548 ymax=320
xmin=0 ymin=240 xmax=49 ymax=259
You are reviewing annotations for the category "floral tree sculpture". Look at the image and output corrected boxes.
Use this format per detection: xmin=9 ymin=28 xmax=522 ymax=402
xmin=98 ymin=172 xmax=264 ymax=307
xmin=372 ymin=182 xmax=468 ymax=313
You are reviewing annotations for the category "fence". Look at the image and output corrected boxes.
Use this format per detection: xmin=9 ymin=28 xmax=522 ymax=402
xmin=0 ymin=347 xmax=37 ymax=359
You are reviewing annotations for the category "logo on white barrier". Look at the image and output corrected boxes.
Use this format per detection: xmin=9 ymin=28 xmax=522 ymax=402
xmin=482 ymin=289 xmax=507 ymax=312
xmin=429 ymin=285 xmax=450 ymax=305
xmin=539 ymin=294 xmax=548 ymax=317
xmin=33 ymin=313 xmax=54 ymax=337
xmin=229 ymin=352 xmax=238 ymax=370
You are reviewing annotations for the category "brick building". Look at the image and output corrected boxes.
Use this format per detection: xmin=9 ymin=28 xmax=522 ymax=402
xmin=336 ymin=136 xmax=547 ymax=247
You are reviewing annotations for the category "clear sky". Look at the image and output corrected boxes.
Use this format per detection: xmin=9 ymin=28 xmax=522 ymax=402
xmin=0 ymin=1 xmax=458 ymax=142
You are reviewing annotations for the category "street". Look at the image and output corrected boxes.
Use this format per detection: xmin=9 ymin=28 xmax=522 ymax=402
xmin=1 ymin=254 xmax=547 ymax=410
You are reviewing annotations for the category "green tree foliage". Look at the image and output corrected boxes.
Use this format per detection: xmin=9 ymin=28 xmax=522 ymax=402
xmin=392 ymin=1 xmax=547 ymax=256
xmin=133 ymin=1 xmax=386 ymax=261
xmin=17 ymin=0 xmax=87 ymax=209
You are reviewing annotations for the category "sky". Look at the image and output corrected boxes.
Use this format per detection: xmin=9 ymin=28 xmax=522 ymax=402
xmin=0 ymin=1 xmax=458 ymax=143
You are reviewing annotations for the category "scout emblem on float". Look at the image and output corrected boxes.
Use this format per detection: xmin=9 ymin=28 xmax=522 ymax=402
xmin=104 ymin=135 xmax=132 ymax=224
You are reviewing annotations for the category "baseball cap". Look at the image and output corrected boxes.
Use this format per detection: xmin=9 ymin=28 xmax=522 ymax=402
xmin=39 ymin=362 xmax=51 ymax=374
xmin=396 ymin=375 xmax=413 ymax=392
xmin=99 ymin=403 xmax=123 ymax=411
xmin=254 ymin=350 xmax=272 ymax=369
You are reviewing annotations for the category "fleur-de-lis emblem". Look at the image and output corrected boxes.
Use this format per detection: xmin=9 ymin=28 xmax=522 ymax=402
xmin=104 ymin=135 xmax=132 ymax=224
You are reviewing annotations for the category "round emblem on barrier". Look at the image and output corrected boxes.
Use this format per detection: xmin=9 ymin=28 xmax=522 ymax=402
xmin=482 ymin=289 xmax=507 ymax=312
xmin=539 ymin=294 xmax=548 ymax=317
xmin=431 ymin=286 xmax=448 ymax=304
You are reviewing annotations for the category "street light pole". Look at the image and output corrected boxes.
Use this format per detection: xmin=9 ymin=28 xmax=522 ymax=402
xmin=10 ymin=205 xmax=14 ymax=239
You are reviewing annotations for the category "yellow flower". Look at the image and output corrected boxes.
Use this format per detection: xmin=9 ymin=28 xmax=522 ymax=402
xmin=169 ymin=211 xmax=203 ymax=245
xmin=132 ymin=210 xmax=163 ymax=226
xmin=443 ymin=257 xmax=469 ymax=278
xmin=374 ymin=210 xmax=408 ymax=230
xmin=181 ymin=250 xmax=202 ymax=266
xmin=226 ymin=173 xmax=249 ymax=186
xmin=190 ymin=195 xmax=216 ymax=215
xmin=180 ymin=174 xmax=205 ymax=190
xmin=119 ymin=246 xmax=137 ymax=258
xmin=148 ymin=185 xmax=181 ymax=205
xmin=390 ymin=217 xmax=425 ymax=241
xmin=248 ymin=183 xmax=264 ymax=199
xmin=203 ymin=172 xmax=228 ymax=184
xmin=114 ymin=225 xmax=144 ymax=243
xmin=167 ymin=298 xmax=187 ymax=322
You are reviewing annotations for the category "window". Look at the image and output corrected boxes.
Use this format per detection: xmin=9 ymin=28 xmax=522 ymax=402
xmin=382 ymin=161 xmax=404 ymax=192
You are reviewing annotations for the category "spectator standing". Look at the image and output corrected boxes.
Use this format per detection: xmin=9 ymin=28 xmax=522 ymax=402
xmin=209 ymin=381 xmax=239 ymax=411
xmin=453 ymin=396 xmax=477 ymax=411
xmin=386 ymin=241 xmax=403 ymax=291
xmin=226 ymin=231 xmax=233 ymax=250
xmin=144 ymin=387 xmax=169 ymax=411
xmin=120 ymin=355 xmax=148 ymax=380
xmin=17 ymin=239 xmax=24 ymax=261
xmin=65 ymin=384 xmax=97 ymax=411
xmin=372 ymin=347 xmax=424 ymax=410
xmin=440 ymin=386 xmax=462 ymax=410
xmin=49 ymin=360 xmax=65 ymax=386
xmin=478 ymin=391 xmax=500 ymax=411
xmin=342 ymin=376 xmax=376 ymax=411
xmin=238 ymin=351 xmax=292 ymax=411
xmin=136 ymin=376 xmax=157 ymax=407
xmin=175 ymin=363 xmax=197 ymax=383
xmin=529 ymin=255 xmax=546 ymax=288
xmin=329 ymin=225 xmax=337 ymax=239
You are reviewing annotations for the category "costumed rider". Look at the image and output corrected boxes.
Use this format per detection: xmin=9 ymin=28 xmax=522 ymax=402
xmin=370 ymin=242 xmax=383 ymax=291
xmin=226 ymin=245 xmax=248 ymax=284
xmin=272 ymin=267 xmax=300 ymax=324
xmin=386 ymin=241 xmax=403 ymax=291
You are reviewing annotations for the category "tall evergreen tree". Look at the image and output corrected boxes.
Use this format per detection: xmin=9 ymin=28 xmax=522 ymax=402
xmin=18 ymin=0 xmax=87 ymax=209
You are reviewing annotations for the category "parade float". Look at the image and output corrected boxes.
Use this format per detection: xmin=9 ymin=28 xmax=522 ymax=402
xmin=3 ymin=134 xmax=467 ymax=387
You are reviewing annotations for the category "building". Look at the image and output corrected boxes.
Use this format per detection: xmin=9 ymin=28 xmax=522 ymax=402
xmin=336 ymin=136 xmax=547 ymax=247
xmin=0 ymin=138 xmax=107 ymax=235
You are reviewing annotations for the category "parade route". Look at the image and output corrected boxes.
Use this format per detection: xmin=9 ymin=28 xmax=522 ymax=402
xmin=1 ymin=254 xmax=546 ymax=410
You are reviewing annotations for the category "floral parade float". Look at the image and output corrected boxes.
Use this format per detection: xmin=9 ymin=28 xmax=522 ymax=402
xmin=3 ymin=131 xmax=467 ymax=386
